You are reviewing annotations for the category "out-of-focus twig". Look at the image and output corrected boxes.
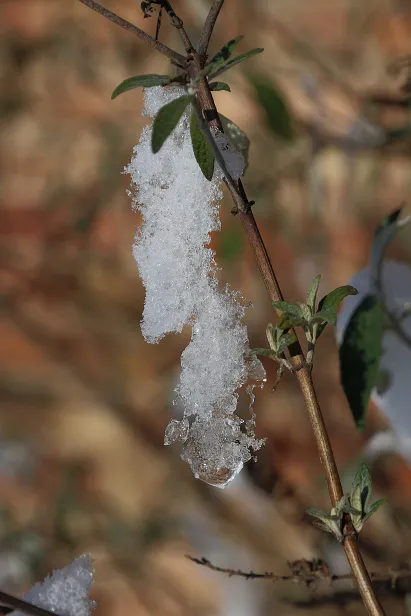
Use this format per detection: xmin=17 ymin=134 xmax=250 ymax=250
xmin=187 ymin=555 xmax=411 ymax=589
xmin=78 ymin=0 xmax=185 ymax=65
xmin=197 ymin=0 xmax=224 ymax=58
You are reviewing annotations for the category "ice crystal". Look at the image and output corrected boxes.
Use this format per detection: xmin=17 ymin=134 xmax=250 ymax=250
xmin=127 ymin=87 xmax=265 ymax=486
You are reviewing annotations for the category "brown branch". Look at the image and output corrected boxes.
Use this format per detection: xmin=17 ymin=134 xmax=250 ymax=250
xmin=197 ymin=0 xmax=225 ymax=59
xmin=186 ymin=555 xmax=411 ymax=589
xmin=0 ymin=591 xmax=61 ymax=616
xmin=77 ymin=0 xmax=186 ymax=66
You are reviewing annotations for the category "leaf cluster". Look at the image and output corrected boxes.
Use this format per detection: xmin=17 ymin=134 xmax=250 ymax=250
xmin=271 ymin=276 xmax=358 ymax=349
xmin=307 ymin=464 xmax=386 ymax=542
xmin=109 ymin=35 xmax=295 ymax=178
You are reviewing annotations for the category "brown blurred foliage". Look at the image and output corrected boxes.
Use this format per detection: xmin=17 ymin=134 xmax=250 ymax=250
xmin=1 ymin=1 xmax=411 ymax=615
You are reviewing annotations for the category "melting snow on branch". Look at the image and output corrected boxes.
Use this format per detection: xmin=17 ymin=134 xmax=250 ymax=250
xmin=13 ymin=554 xmax=95 ymax=616
xmin=127 ymin=87 xmax=265 ymax=487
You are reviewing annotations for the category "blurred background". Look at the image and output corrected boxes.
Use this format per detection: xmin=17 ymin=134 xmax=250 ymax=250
xmin=1 ymin=0 xmax=411 ymax=614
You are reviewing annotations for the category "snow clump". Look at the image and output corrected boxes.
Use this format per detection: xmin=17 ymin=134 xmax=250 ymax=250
xmin=127 ymin=86 xmax=264 ymax=487
xmin=13 ymin=554 xmax=95 ymax=616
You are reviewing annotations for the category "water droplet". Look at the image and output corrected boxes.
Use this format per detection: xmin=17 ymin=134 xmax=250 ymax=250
xmin=193 ymin=461 xmax=243 ymax=489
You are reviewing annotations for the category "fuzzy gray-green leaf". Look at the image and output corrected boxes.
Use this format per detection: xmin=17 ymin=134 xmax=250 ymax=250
xmin=351 ymin=463 xmax=372 ymax=515
xmin=306 ymin=275 xmax=321 ymax=311
xmin=311 ymin=308 xmax=337 ymax=327
xmin=249 ymin=348 xmax=276 ymax=358
xmin=209 ymin=81 xmax=231 ymax=92
xmin=152 ymin=95 xmax=194 ymax=153
xmin=111 ymin=74 xmax=170 ymax=99
xmin=201 ymin=36 xmax=243 ymax=80
xmin=272 ymin=301 xmax=306 ymax=329
xmin=208 ymin=47 xmax=264 ymax=80
xmin=277 ymin=332 xmax=297 ymax=354
xmin=190 ymin=111 xmax=215 ymax=180
xmin=363 ymin=498 xmax=387 ymax=524
xmin=316 ymin=285 xmax=359 ymax=338
xmin=339 ymin=295 xmax=384 ymax=429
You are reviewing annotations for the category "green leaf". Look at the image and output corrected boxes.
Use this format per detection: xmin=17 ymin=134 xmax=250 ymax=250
xmin=349 ymin=464 xmax=387 ymax=531
xmin=272 ymin=301 xmax=307 ymax=329
xmin=152 ymin=95 xmax=194 ymax=153
xmin=339 ymin=295 xmax=384 ymax=429
xmin=208 ymin=47 xmax=264 ymax=80
xmin=249 ymin=348 xmax=276 ymax=358
xmin=219 ymin=114 xmax=250 ymax=169
xmin=272 ymin=301 xmax=302 ymax=316
xmin=331 ymin=495 xmax=348 ymax=517
xmin=190 ymin=111 xmax=215 ymax=180
xmin=306 ymin=507 xmax=329 ymax=521
xmin=306 ymin=275 xmax=321 ymax=311
xmin=201 ymin=36 xmax=243 ymax=79
xmin=266 ymin=323 xmax=277 ymax=351
xmin=351 ymin=463 xmax=372 ymax=515
xmin=248 ymin=74 xmax=293 ymax=141
xmin=310 ymin=308 xmax=337 ymax=327
xmin=316 ymin=285 xmax=358 ymax=338
xmin=111 ymin=74 xmax=170 ymax=99
xmin=363 ymin=498 xmax=387 ymax=525
xmin=209 ymin=81 xmax=231 ymax=92
xmin=296 ymin=301 xmax=312 ymax=323
xmin=277 ymin=332 xmax=297 ymax=354
xmin=306 ymin=508 xmax=344 ymax=542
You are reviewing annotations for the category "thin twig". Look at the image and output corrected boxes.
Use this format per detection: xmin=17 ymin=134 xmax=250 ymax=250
xmin=160 ymin=0 xmax=194 ymax=54
xmin=187 ymin=555 xmax=295 ymax=581
xmin=77 ymin=0 xmax=185 ymax=65
xmin=0 ymin=591 xmax=60 ymax=616
xmin=186 ymin=555 xmax=411 ymax=588
xmin=197 ymin=0 xmax=225 ymax=59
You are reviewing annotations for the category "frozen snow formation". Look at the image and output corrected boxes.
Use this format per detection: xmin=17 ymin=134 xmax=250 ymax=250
xmin=337 ymin=260 xmax=411 ymax=460
xmin=13 ymin=554 xmax=95 ymax=616
xmin=127 ymin=86 xmax=264 ymax=487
